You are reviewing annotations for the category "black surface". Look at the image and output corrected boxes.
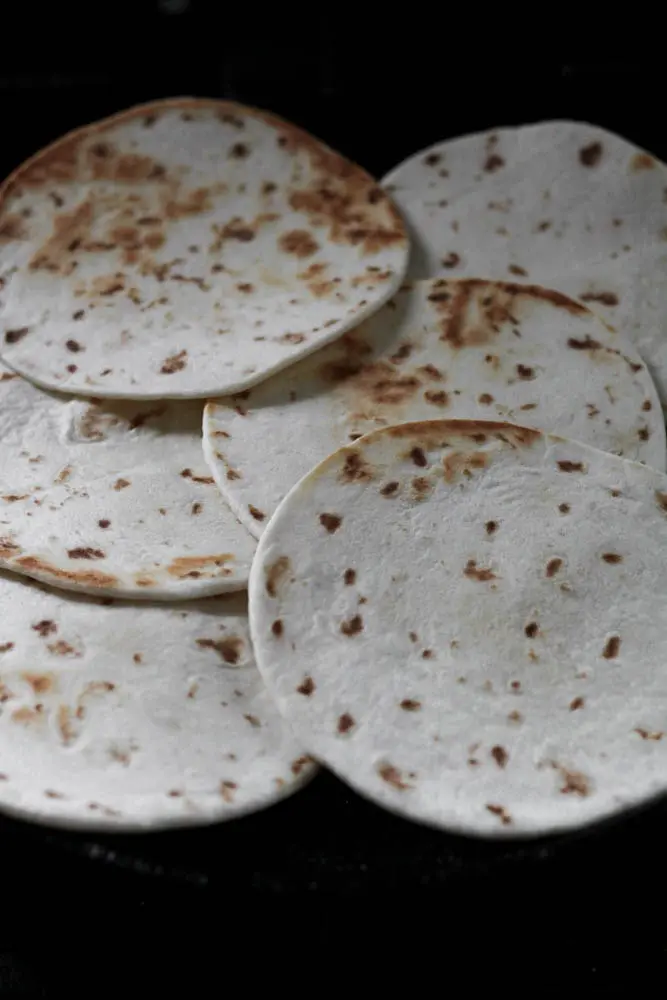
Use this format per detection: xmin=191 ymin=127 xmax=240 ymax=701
xmin=1 ymin=3 xmax=667 ymax=987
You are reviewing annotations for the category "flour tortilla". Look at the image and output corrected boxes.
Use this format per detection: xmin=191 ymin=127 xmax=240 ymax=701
xmin=249 ymin=419 xmax=667 ymax=836
xmin=0 ymin=365 xmax=255 ymax=598
xmin=0 ymin=577 xmax=315 ymax=831
xmin=0 ymin=98 xmax=408 ymax=400
xmin=382 ymin=120 xmax=667 ymax=403
xmin=204 ymin=278 xmax=664 ymax=538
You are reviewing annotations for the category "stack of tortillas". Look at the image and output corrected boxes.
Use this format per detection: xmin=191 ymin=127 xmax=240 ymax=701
xmin=2 ymin=103 xmax=667 ymax=839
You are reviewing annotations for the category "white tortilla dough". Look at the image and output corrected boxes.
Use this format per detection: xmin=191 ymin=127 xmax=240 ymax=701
xmin=250 ymin=419 xmax=667 ymax=836
xmin=0 ymin=578 xmax=316 ymax=830
xmin=383 ymin=121 xmax=667 ymax=403
xmin=0 ymin=365 xmax=255 ymax=598
xmin=0 ymin=98 xmax=408 ymax=399
xmin=205 ymin=278 xmax=664 ymax=538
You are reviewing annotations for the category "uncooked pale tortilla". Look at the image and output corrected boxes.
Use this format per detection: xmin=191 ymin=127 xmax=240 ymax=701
xmin=204 ymin=278 xmax=664 ymax=537
xmin=0 ymin=365 xmax=255 ymax=598
xmin=382 ymin=120 xmax=667 ymax=403
xmin=0 ymin=577 xmax=315 ymax=830
xmin=0 ymin=98 xmax=408 ymax=399
xmin=249 ymin=419 xmax=667 ymax=837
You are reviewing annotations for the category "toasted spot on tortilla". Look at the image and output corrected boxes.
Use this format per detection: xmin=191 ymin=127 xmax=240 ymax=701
xmin=279 ymin=229 xmax=319 ymax=257
xmin=602 ymin=636 xmax=621 ymax=659
xmin=291 ymin=755 xmax=313 ymax=775
xmin=635 ymin=728 xmax=664 ymax=741
xmin=16 ymin=555 xmax=118 ymax=589
xmin=338 ymin=449 xmax=375 ymax=484
xmin=337 ymin=713 xmax=355 ymax=734
xmin=380 ymin=481 xmax=400 ymax=497
xmin=196 ymin=635 xmax=243 ymax=664
xmin=557 ymin=461 xmax=586 ymax=473
xmin=378 ymin=763 xmax=413 ymax=790
xmin=67 ymin=547 xmax=105 ymax=560
xmin=580 ymin=292 xmax=619 ymax=307
xmin=631 ymin=152 xmax=655 ymax=171
xmin=464 ymin=559 xmax=496 ymax=582
xmin=340 ymin=614 xmax=363 ymax=637
xmin=579 ymin=142 xmax=603 ymax=167
xmin=546 ymin=557 xmax=563 ymax=576
xmin=160 ymin=350 xmax=188 ymax=375
xmin=491 ymin=746 xmax=508 ymax=768
xmin=319 ymin=513 xmax=342 ymax=533
xmin=554 ymin=763 xmax=591 ymax=797
xmin=265 ymin=556 xmax=291 ymax=598
xmin=167 ymin=554 xmax=234 ymax=579
xmin=486 ymin=804 xmax=512 ymax=825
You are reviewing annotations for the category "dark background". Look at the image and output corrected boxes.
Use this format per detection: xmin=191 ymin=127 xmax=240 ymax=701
xmin=1 ymin=2 xmax=666 ymax=990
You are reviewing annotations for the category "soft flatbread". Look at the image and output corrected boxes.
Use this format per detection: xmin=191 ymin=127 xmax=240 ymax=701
xmin=0 ymin=578 xmax=315 ymax=830
xmin=0 ymin=97 xmax=408 ymax=399
xmin=204 ymin=278 xmax=664 ymax=537
xmin=0 ymin=365 xmax=255 ymax=598
xmin=382 ymin=121 xmax=667 ymax=403
xmin=249 ymin=419 xmax=667 ymax=836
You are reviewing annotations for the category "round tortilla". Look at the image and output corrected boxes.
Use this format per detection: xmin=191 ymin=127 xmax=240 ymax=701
xmin=204 ymin=278 xmax=664 ymax=538
xmin=0 ymin=365 xmax=255 ymax=598
xmin=0 ymin=97 xmax=408 ymax=399
xmin=249 ymin=419 xmax=667 ymax=837
xmin=0 ymin=577 xmax=315 ymax=830
xmin=382 ymin=120 xmax=667 ymax=403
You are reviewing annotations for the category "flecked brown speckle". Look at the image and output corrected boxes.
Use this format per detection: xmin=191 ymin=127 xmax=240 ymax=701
xmin=319 ymin=512 xmax=342 ymax=533
xmin=344 ymin=568 xmax=356 ymax=585
xmin=378 ymin=763 xmax=412 ymax=790
xmin=635 ymin=728 xmax=664 ymax=741
xmin=160 ymin=350 xmax=188 ymax=375
xmin=340 ymin=614 xmax=363 ymax=637
xmin=491 ymin=746 xmax=508 ymax=768
xmin=546 ymin=557 xmax=563 ymax=577
xmin=485 ymin=520 xmax=498 ymax=535
xmin=557 ymin=461 xmax=586 ymax=473
xmin=579 ymin=142 xmax=603 ymax=167
xmin=400 ymin=698 xmax=421 ymax=711
xmin=291 ymin=755 xmax=313 ymax=776
xmin=570 ymin=697 xmax=585 ymax=711
xmin=558 ymin=503 xmax=571 ymax=514
xmin=248 ymin=504 xmax=266 ymax=522
xmin=296 ymin=675 xmax=315 ymax=696
xmin=380 ymin=481 xmax=400 ymax=497
xmin=464 ymin=559 xmax=496 ymax=582
xmin=555 ymin=763 xmax=591 ymax=797
xmin=486 ymin=804 xmax=512 ymax=825
xmin=271 ymin=619 xmax=283 ymax=637
xmin=67 ymin=547 xmax=105 ymax=560
xmin=196 ymin=635 xmax=243 ymax=664
xmin=337 ymin=713 xmax=355 ymax=734
xmin=602 ymin=636 xmax=621 ymax=659
xmin=32 ymin=620 xmax=57 ymax=637
xmin=524 ymin=621 xmax=539 ymax=639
